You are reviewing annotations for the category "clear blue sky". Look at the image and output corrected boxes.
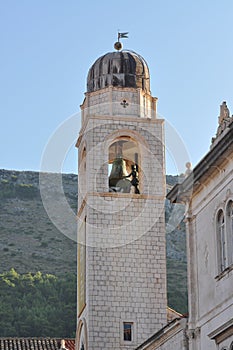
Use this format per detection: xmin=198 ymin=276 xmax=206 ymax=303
xmin=1 ymin=0 xmax=233 ymax=175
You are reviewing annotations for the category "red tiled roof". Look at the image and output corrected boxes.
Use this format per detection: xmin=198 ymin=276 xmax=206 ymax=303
xmin=63 ymin=340 xmax=75 ymax=350
xmin=0 ymin=339 xmax=75 ymax=350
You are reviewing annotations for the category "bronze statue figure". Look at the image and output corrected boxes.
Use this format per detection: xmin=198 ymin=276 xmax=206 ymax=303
xmin=125 ymin=164 xmax=140 ymax=194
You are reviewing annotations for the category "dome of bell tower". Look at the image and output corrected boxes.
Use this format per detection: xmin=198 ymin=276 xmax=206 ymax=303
xmin=87 ymin=50 xmax=150 ymax=93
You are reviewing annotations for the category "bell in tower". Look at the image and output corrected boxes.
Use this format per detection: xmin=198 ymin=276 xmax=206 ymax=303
xmin=109 ymin=157 xmax=131 ymax=192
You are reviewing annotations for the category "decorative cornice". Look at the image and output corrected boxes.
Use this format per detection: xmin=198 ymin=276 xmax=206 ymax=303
xmin=88 ymin=192 xmax=164 ymax=200
xmin=76 ymin=114 xmax=164 ymax=148
xmin=208 ymin=318 xmax=233 ymax=344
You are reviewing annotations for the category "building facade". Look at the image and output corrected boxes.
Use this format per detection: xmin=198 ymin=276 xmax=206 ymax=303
xmin=168 ymin=101 xmax=233 ymax=350
xmin=75 ymin=48 xmax=168 ymax=350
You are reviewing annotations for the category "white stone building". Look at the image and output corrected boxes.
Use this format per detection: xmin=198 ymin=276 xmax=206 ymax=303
xmin=168 ymin=101 xmax=233 ymax=350
xmin=75 ymin=42 xmax=233 ymax=350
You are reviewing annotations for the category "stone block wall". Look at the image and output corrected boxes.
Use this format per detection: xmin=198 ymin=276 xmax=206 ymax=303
xmin=84 ymin=195 xmax=167 ymax=350
xmin=80 ymin=87 xmax=157 ymax=123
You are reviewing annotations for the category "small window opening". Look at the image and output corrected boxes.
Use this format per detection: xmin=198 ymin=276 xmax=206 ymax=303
xmin=123 ymin=322 xmax=133 ymax=341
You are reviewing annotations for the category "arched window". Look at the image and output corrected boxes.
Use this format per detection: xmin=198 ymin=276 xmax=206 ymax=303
xmin=108 ymin=137 xmax=140 ymax=194
xmin=226 ymin=200 xmax=233 ymax=266
xmin=217 ymin=210 xmax=227 ymax=273
xmin=230 ymin=341 xmax=233 ymax=350
xmin=79 ymin=147 xmax=87 ymax=200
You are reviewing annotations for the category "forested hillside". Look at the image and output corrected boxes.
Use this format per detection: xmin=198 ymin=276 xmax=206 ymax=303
xmin=0 ymin=269 xmax=76 ymax=337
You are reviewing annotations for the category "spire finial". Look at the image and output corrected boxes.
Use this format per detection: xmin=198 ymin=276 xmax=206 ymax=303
xmin=114 ymin=31 xmax=129 ymax=51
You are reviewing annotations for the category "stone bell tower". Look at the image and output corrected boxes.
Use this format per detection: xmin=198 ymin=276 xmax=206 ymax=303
xmin=76 ymin=44 xmax=167 ymax=350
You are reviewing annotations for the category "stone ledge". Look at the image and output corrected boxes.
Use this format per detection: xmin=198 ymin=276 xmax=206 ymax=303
xmin=88 ymin=192 xmax=164 ymax=200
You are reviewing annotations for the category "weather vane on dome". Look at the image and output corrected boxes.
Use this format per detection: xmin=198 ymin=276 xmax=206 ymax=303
xmin=114 ymin=31 xmax=129 ymax=51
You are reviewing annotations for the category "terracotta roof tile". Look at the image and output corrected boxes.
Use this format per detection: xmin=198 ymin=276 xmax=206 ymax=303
xmin=0 ymin=339 xmax=75 ymax=350
xmin=63 ymin=340 xmax=75 ymax=350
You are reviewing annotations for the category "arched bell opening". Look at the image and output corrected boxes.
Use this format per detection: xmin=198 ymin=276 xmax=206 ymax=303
xmin=108 ymin=137 xmax=141 ymax=194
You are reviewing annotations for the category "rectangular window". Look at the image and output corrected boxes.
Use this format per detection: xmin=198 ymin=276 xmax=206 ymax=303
xmin=123 ymin=322 xmax=133 ymax=341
